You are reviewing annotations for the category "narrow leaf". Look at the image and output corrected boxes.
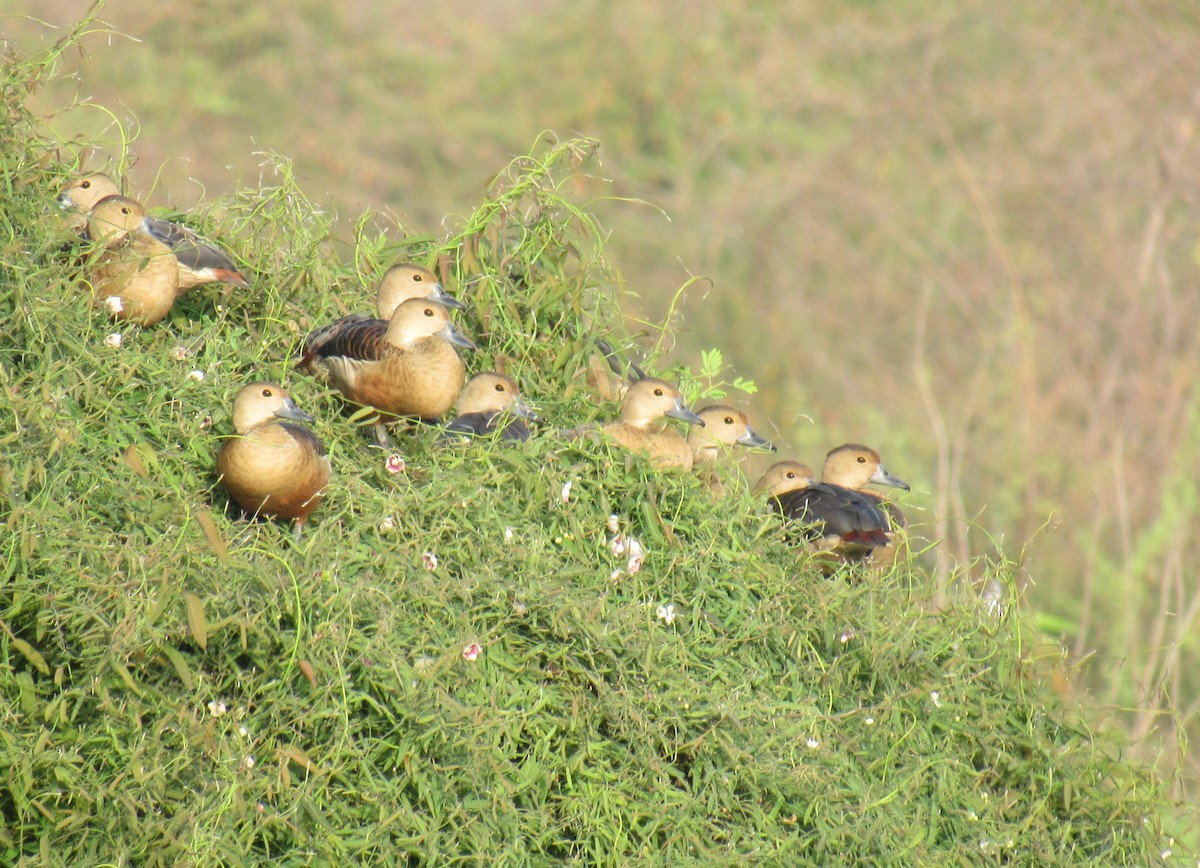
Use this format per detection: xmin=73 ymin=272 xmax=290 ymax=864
xmin=184 ymin=593 xmax=208 ymax=651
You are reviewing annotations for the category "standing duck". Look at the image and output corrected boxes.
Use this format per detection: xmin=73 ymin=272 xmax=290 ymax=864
xmin=85 ymin=195 xmax=180 ymax=326
xmin=442 ymin=371 xmax=538 ymax=442
xmin=299 ymin=297 xmax=476 ymax=446
xmin=62 ymin=172 xmax=250 ymax=292
xmin=217 ymin=381 xmax=331 ymax=538
xmin=598 ymin=377 xmax=705 ymax=470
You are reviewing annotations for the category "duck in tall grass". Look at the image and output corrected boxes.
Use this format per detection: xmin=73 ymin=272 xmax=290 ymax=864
xmin=442 ymin=371 xmax=538 ymax=442
xmin=820 ymin=443 xmax=911 ymax=563
xmin=85 ymin=195 xmax=180 ymax=326
xmin=217 ymin=381 xmax=331 ymax=539
xmin=597 ymin=377 xmax=705 ymax=470
xmin=688 ymin=404 xmax=776 ymax=493
xmin=754 ymin=460 xmax=892 ymax=561
xmin=302 ymin=263 xmax=464 ymax=363
xmin=299 ymin=297 xmax=476 ymax=446
xmin=62 ymin=172 xmax=250 ymax=292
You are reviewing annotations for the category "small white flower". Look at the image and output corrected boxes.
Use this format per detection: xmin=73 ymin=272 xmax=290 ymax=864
xmin=421 ymin=551 xmax=438 ymax=570
xmin=609 ymin=534 xmax=627 ymax=557
xmin=610 ymin=569 xmax=624 ymax=580
xmin=105 ymin=295 xmax=124 ymax=314
xmin=244 ymin=755 xmax=256 ymax=769
xmin=378 ymin=516 xmax=395 ymax=533
xmin=503 ymin=527 xmax=514 ymax=543
xmin=839 ymin=628 xmax=856 ymax=644
xmin=238 ymin=726 xmax=250 ymax=738
xmin=626 ymin=537 xmax=644 ymax=574
xmin=207 ymin=700 xmax=227 ymax=717
xmin=104 ymin=332 xmax=123 ymax=348
xmin=606 ymin=514 xmax=620 ymax=533
xmin=806 ymin=737 xmax=820 ymax=750
xmin=864 ymin=716 xmax=875 ymax=726
xmin=188 ymin=369 xmax=205 ymax=382
xmin=560 ymin=480 xmax=573 ymax=503
xmin=656 ymin=603 xmax=677 ymax=624
xmin=930 ymin=691 xmax=942 ymax=708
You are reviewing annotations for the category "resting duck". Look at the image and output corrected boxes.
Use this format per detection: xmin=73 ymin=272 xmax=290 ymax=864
xmin=62 ymin=172 xmax=250 ymax=292
xmin=754 ymin=460 xmax=892 ymax=561
xmin=442 ymin=371 xmax=538 ymax=442
xmin=299 ymin=297 xmax=476 ymax=446
xmin=598 ymin=377 xmax=705 ymax=470
xmin=820 ymin=443 xmax=911 ymax=563
xmin=217 ymin=381 xmax=331 ymax=538
xmin=85 ymin=195 xmax=180 ymax=326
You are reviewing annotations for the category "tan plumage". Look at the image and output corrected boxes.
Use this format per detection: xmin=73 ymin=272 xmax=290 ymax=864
xmin=62 ymin=173 xmax=249 ymax=293
xmin=821 ymin=444 xmax=911 ymax=564
xmin=217 ymin=381 xmax=330 ymax=537
xmin=443 ymin=371 xmax=538 ymax=441
xmin=301 ymin=263 xmax=463 ymax=363
xmin=300 ymin=297 xmax=475 ymax=445
xmin=85 ymin=195 xmax=180 ymax=326
xmin=600 ymin=377 xmax=705 ymax=470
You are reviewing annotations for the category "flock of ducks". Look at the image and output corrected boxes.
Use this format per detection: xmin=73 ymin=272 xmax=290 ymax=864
xmin=59 ymin=172 xmax=912 ymax=565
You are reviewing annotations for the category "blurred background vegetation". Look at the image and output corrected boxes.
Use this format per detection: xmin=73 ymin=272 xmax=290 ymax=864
xmin=7 ymin=0 xmax=1200 ymax=795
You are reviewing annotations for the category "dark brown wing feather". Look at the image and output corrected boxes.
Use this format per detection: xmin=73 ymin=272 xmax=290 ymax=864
xmin=145 ymin=215 xmax=250 ymax=288
xmin=773 ymin=483 xmax=890 ymax=548
xmin=280 ymin=422 xmax=328 ymax=457
xmin=442 ymin=411 xmax=531 ymax=442
xmin=299 ymin=318 xmax=390 ymax=368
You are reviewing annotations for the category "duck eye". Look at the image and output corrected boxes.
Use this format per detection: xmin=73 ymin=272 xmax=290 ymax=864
xmin=261 ymin=388 xmax=273 ymax=397
xmin=857 ymin=456 xmax=867 ymax=463
xmin=724 ymin=416 xmax=734 ymax=425
xmin=654 ymin=388 xmax=663 ymax=396
xmin=81 ymin=180 xmax=91 ymax=189
xmin=786 ymin=472 xmax=795 ymax=479
xmin=423 ymin=308 xmax=435 ymax=317
xmin=494 ymin=383 xmax=505 ymax=392
xmin=412 ymin=274 xmax=423 ymax=282
xmin=121 ymin=206 xmax=131 ymax=215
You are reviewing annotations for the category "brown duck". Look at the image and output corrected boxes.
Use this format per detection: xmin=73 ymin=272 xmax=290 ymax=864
xmin=85 ymin=195 xmax=180 ymax=326
xmin=443 ymin=371 xmax=538 ymax=442
xmin=754 ymin=459 xmax=893 ymax=560
xmin=217 ymin=381 xmax=331 ymax=538
xmin=299 ymin=297 xmax=476 ymax=446
xmin=821 ymin=443 xmax=911 ymax=563
xmin=302 ymin=263 xmax=464 ymax=363
xmin=599 ymin=377 xmax=705 ymax=470
xmin=62 ymin=172 xmax=250 ymax=292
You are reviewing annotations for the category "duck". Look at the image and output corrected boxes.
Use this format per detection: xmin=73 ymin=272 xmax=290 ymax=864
xmin=688 ymin=404 xmax=776 ymax=494
xmin=85 ymin=195 xmax=180 ymax=326
xmin=442 ymin=371 xmax=538 ymax=441
xmin=299 ymin=297 xmax=476 ymax=446
xmin=301 ymin=263 xmax=464 ymax=363
xmin=820 ymin=443 xmax=911 ymax=563
xmin=754 ymin=460 xmax=892 ymax=560
xmin=598 ymin=377 xmax=705 ymax=470
xmin=61 ymin=172 xmax=250 ymax=293
xmin=217 ymin=381 xmax=331 ymax=538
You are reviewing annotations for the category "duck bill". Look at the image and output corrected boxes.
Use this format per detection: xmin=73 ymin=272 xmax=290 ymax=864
xmin=666 ymin=398 xmax=704 ymax=426
xmin=513 ymin=398 xmax=540 ymax=421
xmin=737 ymin=426 xmax=776 ymax=451
xmin=275 ymin=397 xmax=316 ymax=424
xmin=870 ymin=463 xmax=910 ymax=491
xmin=439 ymin=323 xmax=477 ymax=351
xmin=432 ymin=284 xmax=467 ymax=310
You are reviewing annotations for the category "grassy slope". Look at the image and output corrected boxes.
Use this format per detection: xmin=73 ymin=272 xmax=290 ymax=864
xmin=0 ymin=26 xmax=1185 ymax=867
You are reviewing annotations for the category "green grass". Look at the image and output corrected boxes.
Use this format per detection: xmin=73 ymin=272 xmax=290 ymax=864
xmin=0 ymin=17 xmax=1192 ymax=865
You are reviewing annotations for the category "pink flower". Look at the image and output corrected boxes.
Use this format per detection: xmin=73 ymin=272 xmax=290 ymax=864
xmin=421 ymin=551 xmax=438 ymax=570
xmin=462 ymin=642 xmax=482 ymax=662
xmin=385 ymin=454 xmax=406 ymax=474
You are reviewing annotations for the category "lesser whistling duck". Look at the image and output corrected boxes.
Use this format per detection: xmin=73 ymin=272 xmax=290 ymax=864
xmin=754 ymin=459 xmax=892 ymax=561
xmin=821 ymin=443 xmax=911 ymax=563
xmin=443 ymin=371 xmax=538 ymax=442
xmin=302 ymin=263 xmax=464 ymax=363
xmin=85 ymin=195 xmax=180 ymax=326
xmin=299 ymin=297 xmax=476 ymax=446
xmin=217 ymin=381 xmax=331 ymax=538
xmin=599 ymin=377 xmax=705 ymax=470
xmin=688 ymin=404 xmax=777 ymax=494
xmin=62 ymin=172 xmax=250 ymax=293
